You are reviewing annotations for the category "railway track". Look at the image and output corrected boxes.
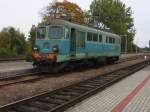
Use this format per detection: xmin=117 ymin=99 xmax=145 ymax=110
xmin=118 ymin=54 xmax=146 ymax=63
xmin=0 ymin=54 xmax=148 ymax=63
xmin=0 ymin=55 xmax=148 ymax=88
xmin=0 ymin=58 xmax=25 ymax=62
xmin=0 ymin=59 xmax=149 ymax=112
xmin=0 ymin=72 xmax=41 ymax=87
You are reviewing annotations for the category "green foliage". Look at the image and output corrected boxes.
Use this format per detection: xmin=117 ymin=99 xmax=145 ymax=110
xmin=0 ymin=27 xmax=27 ymax=58
xmin=25 ymin=25 xmax=37 ymax=56
xmin=28 ymin=25 xmax=36 ymax=48
xmin=88 ymin=0 xmax=135 ymax=52
xmin=25 ymin=42 xmax=33 ymax=56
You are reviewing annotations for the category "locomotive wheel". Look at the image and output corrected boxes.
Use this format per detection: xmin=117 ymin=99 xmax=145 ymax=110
xmin=52 ymin=62 xmax=69 ymax=73
xmin=64 ymin=64 xmax=75 ymax=72
xmin=87 ymin=60 xmax=95 ymax=68
xmin=37 ymin=62 xmax=68 ymax=73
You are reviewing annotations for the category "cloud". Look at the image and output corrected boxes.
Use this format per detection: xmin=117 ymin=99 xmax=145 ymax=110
xmin=0 ymin=0 xmax=149 ymax=47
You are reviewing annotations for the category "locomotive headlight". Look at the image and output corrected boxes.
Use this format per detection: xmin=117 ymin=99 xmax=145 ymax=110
xmin=33 ymin=47 xmax=38 ymax=51
xmin=52 ymin=45 xmax=59 ymax=53
xmin=33 ymin=46 xmax=39 ymax=51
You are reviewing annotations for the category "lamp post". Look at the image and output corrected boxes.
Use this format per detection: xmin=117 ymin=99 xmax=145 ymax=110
xmin=120 ymin=35 xmax=127 ymax=54
xmin=149 ymin=41 xmax=150 ymax=51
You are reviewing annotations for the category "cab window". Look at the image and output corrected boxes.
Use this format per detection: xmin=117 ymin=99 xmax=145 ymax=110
xmin=49 ymin=26 xmax=64 ymax=39
xmin=37 ymin=27 xmax=46 ymax=39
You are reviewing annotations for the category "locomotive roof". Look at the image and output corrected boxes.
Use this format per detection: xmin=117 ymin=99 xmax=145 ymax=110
xmin=50 ymin=19 xmax=120 ymax=38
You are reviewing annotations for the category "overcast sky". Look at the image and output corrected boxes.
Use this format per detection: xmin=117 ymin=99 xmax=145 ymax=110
xmin=0 ymin=0 xmax=149 ymax=47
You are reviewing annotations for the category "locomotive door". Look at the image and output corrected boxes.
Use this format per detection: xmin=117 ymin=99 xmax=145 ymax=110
xmin=70 ymin=28 xmax=76 ymax=56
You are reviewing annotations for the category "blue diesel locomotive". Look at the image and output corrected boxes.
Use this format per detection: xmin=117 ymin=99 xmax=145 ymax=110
xmin=32 ymin=19 xmax=121 ymax=72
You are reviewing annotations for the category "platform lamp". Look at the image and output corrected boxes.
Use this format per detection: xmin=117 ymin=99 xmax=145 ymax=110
xmin=149 ymin=41 xmax=150 ymax=51
xmin=120 ymin=35 xmax=127 ymax=54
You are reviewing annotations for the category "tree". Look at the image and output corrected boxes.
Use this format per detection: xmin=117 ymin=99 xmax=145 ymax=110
xmin=25 ymin=25 xmax=36 ymax=55
xmin=0 ymin=27 xmax=27 ymax=57
xmin=41 ymin=0 xmax=85 ymax=24
xmin=88 ymin=0 xmax=135 ymax=52
xmin=28 ymin=25 xmax=36 ymax=48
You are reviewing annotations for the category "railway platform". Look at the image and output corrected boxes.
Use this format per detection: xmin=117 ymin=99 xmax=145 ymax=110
xmin=0 ymin=61 xmax=32 ymax=73
xmin=66 ymin=65 xmax=150 ymax=112
xmin=0 ymin=53 xmax=146 ymax=73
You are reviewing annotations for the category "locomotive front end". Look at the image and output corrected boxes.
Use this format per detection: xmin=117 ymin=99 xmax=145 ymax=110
xmin=32 ymin=26 xmax=58 ymax=65
xmin=32 ymin=24 xmax=69 ymax=72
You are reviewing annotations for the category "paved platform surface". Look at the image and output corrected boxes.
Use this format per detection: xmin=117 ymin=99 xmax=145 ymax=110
xmin=0 ymin=53 xmax=146 ymax=73
xmin=0 ymin=61 xmax=33 ymax=73
xmin=66 ymin=66 xmax=150 ymax=112
xmin=120 ymin=53 xmax=145 ymax=58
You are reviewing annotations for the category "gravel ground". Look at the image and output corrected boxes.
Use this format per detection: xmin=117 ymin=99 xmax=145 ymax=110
xmin=0 ymin=58 xmax=148 ymax=106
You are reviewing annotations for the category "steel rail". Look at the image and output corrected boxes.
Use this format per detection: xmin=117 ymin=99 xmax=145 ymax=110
xmin=0 ymin=58 xmax=25 ymax=62
xmin=0 ymin=54 xmax=146 ymax=81
xmin=0 ymin=72 xmax=42 ymax=87
xmin=0 ymin=55 xmax=147 ymax=88
xmin=0 ymin=59 xmax=149 ymax=112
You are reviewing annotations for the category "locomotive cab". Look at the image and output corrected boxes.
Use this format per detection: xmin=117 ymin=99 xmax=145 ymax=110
xmin=32 ymin=23 xmax=70 ymax=72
